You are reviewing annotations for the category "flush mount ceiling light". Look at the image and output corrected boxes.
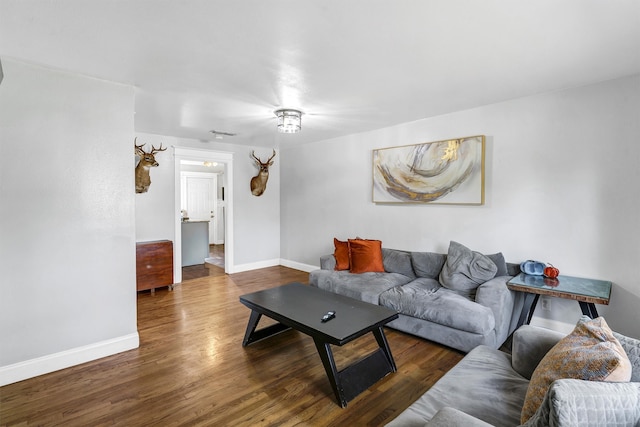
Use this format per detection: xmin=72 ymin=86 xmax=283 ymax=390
xmin=274 ymin=109 xmax=302 ymax=133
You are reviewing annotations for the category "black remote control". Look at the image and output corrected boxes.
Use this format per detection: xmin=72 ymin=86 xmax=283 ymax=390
xmin=321 ymin=311 xmax=336 ymax=323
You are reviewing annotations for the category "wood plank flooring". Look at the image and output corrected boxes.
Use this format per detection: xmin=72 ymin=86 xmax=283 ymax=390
xmin=0 ymin=266 xmax=463 ymax=426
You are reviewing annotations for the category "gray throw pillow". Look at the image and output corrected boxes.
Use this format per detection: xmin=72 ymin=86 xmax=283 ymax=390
xmin=439 ymin=241 xmax=498 ymax=299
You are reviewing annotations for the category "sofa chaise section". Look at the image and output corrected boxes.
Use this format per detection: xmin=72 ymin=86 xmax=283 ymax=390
xmin=386 ymin=319 xmax=640 ymax=427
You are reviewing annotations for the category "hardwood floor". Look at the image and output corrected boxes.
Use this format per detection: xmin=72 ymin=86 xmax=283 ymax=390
xmin=182 ymin=244 xmax=226 ymax=281
xmin=0 ymin=266 xmax=463 ymax=426
xmin=206 ymin=244 xmax=225 ymax=268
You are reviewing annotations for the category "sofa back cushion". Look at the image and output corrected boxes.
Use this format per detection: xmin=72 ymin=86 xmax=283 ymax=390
xmin=512 ymin=325 xmax=565 ymax=380
xmin=410 ymin=251 xmax=446 ymax=279
xmin=506 ymin=262 xmax=521 ymax=277
xmin=382 ymin=248 xmax=416 ymax=279
xmin=486 ymin=252 xmax=508 ymax=277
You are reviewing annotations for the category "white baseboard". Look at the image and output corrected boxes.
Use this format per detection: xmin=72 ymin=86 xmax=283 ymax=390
xmin=230 ymin=259 xmax=318 ymax=274
xmin=232 ymin=258 xmax=281 ymax=273
xmin=279 ymin=259 xmax=318 ymax=273
xmin=0 ymin=332 xmax=140 ymax=387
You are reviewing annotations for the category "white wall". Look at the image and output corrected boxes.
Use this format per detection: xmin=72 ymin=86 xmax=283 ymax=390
xmin=0 ymin=59 xmax=138 ymax=385
xmin=134 ymin=133 xmax=280 ymax=271
xmin=281 ymin=74 xmax=640 ymax=338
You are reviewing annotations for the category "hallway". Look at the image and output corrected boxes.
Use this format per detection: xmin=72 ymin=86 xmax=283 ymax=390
xmin=181 ymin=244 xmax=225 ymax=280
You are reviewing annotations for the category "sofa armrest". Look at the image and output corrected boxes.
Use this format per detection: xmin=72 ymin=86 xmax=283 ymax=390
xmin=425 ymin=407 xmax=493 ymax=427
xmin=320 ymin=254 xmax=336 ymax=270
xmin=512 ymin=325 xmax=565 ymax=379
xmin=474 ymin=276 xmax=515 ymax=347
xmin=523 ymin=379 xmax=640 ymax=427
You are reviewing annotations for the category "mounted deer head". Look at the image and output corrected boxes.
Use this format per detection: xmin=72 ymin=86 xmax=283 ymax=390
xmin=135 ymin=138 xmax=166 ymax=193
xmin=250 ymin=149 xmax=276 ymax=196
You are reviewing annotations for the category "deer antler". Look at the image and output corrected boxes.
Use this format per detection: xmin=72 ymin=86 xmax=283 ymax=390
xmin=266 ymin=149 xmax=276 ymax=163
xmin=251 ymin=150 xmax=261 ymax=163
xmin=134 ymin=138 xmax=146 ymax=156
xmin=251 ymin=149 xmax=276 ymax=164
xmin=150 ymin=144 xmax=167 ymax=154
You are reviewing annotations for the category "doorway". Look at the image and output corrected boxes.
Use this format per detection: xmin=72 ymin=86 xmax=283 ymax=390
xmin=173 ymin=147 xmax=234 ymax=284
xmin=181 ymin=171 xmax=220 ymax=244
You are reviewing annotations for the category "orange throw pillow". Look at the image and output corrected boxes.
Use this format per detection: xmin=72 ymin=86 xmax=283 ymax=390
xmin=333 ymin=238 xmax=350 ymax=270
xmin=348 ymin=239 xmax=385 ymax=273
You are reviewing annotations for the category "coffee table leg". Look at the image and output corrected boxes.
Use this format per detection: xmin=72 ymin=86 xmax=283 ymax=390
xmin=313 ymin=339 xmax=347 ymax=408
xmin=373 ymin=326 xmax=396 ymax=372
xmin=313 ymin=330 xmax=397 ymax=408
xmin=242 ymin=310 xmax=263 ymax=347
xmin=242 ymin=309 xmax=293 ymax=347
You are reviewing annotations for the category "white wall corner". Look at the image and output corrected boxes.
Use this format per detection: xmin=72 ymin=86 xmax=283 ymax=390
xmin=0 ymin=333 xmax=140 ymax=387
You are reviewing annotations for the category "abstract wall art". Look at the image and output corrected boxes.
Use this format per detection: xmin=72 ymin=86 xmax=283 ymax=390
xmin=373 ymin=135 xmax=485 ymax=204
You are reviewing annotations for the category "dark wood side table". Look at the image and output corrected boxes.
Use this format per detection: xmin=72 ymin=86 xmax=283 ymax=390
xmin=136 ymin=240 xmax=174 ymax=292
xmin=507 ymin=273 xmax=611 ymax=329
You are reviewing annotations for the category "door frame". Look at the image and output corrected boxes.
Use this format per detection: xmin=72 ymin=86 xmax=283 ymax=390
xmin=174 ymin=147 xmax=234 ymax=283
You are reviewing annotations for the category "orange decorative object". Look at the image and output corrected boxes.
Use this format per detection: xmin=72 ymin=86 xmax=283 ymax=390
xmin=543 ymin=264 xmax=560 ymax=279
xmin=543 ymin=277 xmax=560 ymax=287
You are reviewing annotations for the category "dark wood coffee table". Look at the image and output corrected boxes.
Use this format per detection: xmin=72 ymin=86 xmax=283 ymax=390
xmin=239 ymin=282 xmax=399 ymax=407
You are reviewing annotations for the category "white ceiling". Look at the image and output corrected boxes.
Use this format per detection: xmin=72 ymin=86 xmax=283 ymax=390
xmin=1 ymin=1 xmax=639 ymax=148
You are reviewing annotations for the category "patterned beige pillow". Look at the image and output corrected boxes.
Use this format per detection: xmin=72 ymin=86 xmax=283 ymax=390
xmin=521 ymin=316 xmax=632 ymax=424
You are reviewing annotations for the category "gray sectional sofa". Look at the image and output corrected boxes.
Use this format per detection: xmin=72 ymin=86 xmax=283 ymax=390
xmin=385 ymin=322 xmax=640 ymax=426
xmin=309 ymin=245 xmax=524 ymax=353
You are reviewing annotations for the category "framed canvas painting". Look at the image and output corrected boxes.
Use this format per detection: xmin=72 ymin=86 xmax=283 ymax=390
xmin=372 ymin=135 xmax=485 ymax=205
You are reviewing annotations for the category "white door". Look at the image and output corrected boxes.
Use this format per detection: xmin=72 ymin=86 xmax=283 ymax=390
xmin=182 ymin=173 xmax=217 ymax=244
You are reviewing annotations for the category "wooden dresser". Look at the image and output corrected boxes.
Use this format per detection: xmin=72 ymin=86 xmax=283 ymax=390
xmin=136 ymin=240 xmax=174 ymax=292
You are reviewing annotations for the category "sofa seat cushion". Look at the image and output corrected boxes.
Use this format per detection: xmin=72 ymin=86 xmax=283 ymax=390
xmin=309 ymin=270 xmax=412 ymax=304
xmin=385 ymin=345 xmax=529 ymax=427
xmin=379 ymin=280 xmax=495 ymax=335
